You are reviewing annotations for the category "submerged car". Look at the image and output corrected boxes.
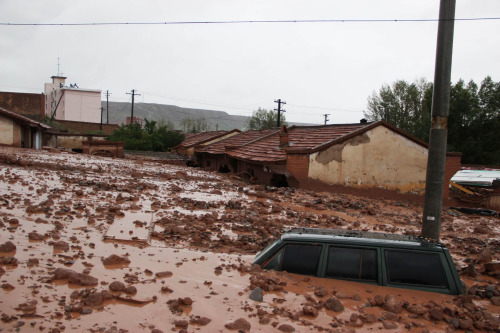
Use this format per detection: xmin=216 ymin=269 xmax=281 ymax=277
xmin=253 ymin=228 xmax=463 ymax=295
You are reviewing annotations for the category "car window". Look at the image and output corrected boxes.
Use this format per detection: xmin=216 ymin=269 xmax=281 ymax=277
xmin=385 ymin=250 xmax=447 ymax=288
xmin=326 ymin=247 xmax=377 ymax=281
xmin=262 ymin=248 xmax=284 ymax=271
xmin=280 ymin=244 xmax=322 ymax=275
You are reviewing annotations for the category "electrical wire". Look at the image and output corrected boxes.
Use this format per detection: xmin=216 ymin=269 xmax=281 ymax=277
xmin=287 ymin=103 xmax=364 ymax=113
xmin=1 ymin=17 xmax=499 ymax=26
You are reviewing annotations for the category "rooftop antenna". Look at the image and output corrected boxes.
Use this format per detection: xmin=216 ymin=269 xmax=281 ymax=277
xmin=57 ymin=58 xmax=61 ymax=76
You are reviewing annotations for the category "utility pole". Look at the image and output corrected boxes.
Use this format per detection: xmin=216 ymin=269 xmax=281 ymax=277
xmin=323 ymin=114 xmax=330 ymax=125
xmin=100 ymin=107 xmax=104 ymax=130
xmin=105 ymin=90 xmax=111 ymax=124
xmin=126 ymin=89 xmax=141 ymax=125
xmin=274 ymin=99 xmax=286 ymax=127
xmin=421 ymin=0 xmax=456 ymax=241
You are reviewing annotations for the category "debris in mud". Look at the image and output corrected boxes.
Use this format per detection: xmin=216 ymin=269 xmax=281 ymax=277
xmin=51 ymin=268 xmax=98 ymax=286
xmin=224 ymin=318 xmax=251 ymax=331
xmin=101 ymin=254 xmax=131 ymax=265
xmin=0 ymin=241 xmax=16 ymax=252
xmin=0 ymin=146 xmax=499 ymax=332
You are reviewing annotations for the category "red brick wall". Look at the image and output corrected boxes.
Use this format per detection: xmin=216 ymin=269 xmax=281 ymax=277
xmin=286 ymin=154 xmax=310 ymax=187
xmin=82 ymin=141 xmax=125 ymax=158
xmin=444 ymin=153 xmax=462 ymax=199
xmin=0 ymin=92 xmax=44 ymax=116
xmin=53 ymin=120 xmax=119 ymax=135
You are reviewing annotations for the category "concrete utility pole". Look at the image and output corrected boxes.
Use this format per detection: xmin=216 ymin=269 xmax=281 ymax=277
xmin=421 ymin=0 xmax=456 ymax=240
xmin=126 ymin=89 xmax=141 ymax=125
xmin=274 ymin=99 xmax=286 ymax=127
xmin=100 ymin=107 xmax=104 ymax=130
xmin=105 ymin=90 xmax=111 ymax=124
xmin=323 ymin=114 xmax=330 ymax=125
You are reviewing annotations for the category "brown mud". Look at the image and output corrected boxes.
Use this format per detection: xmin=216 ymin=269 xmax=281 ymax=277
xmin=0 ymin=147 xmax=498 ymax=332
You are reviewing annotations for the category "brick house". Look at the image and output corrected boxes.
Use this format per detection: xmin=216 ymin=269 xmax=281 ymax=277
xmin=173 ymin=130 xmax=241 ymax=157
xmin=221 ymin=121 xmax=461 ymax=198
xmin=194 ymin=129 xmax=277 ymax=172
xmin=0 ymin=107 xmax=50 ymax=149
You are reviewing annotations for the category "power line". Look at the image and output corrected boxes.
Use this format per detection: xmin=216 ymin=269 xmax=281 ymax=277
xmin=1 ymin=17 xmax=499 ymax=27
xmin=287 ymin=103 xmax=364 ymax=113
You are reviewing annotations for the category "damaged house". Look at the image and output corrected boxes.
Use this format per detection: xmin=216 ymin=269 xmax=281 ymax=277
xmin=173 ymin=129 xmax=241 ymax=157
xmin=191 ymin=120 xmax=461 ymax=198
xmin=0 ymin=107 xmax=50 ymax=149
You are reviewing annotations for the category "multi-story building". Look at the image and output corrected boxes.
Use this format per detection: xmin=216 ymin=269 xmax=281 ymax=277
xmin=44 ymin=75 xmax=101 ymax=122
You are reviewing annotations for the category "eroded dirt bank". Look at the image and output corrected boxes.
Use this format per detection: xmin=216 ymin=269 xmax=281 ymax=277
xmin=0 ymin=147 xmax=498 ymax=332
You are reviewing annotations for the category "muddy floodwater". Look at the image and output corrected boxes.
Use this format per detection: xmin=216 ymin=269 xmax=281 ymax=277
xmin=0 ymin=147 xmax=498 ymax=332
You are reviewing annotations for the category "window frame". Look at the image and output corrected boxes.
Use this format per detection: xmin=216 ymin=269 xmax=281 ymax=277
xmin=261 ymin=242 xmax=325 ymax=277
xmin=321 ymin=244 xmax=380 ymax=284
xmin=383 ymin=248 xmax=450 ymax=291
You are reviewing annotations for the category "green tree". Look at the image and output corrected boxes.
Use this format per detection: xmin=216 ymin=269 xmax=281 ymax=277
xmin=108 ymin=119 xmax=185 ymax=152
xmin=365 ymin=78 xmax=432 ymax=137
xmin=248 ymin=108 xmax=286 ymax=130
xmin=365 ymin=77 xmax=500 ymax=165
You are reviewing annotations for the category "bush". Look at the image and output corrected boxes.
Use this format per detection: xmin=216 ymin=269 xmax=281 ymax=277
xmin=107 ymin=121 xmax=185 ymax=152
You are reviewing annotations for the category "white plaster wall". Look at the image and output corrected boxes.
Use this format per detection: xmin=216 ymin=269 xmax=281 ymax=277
xmin=308 ymin=126 xmax=429 ymax=193
xmin=64 ymin=91 xmax=101 ymax=122
xmin=0 ymin=115 xmax=14 ymax=145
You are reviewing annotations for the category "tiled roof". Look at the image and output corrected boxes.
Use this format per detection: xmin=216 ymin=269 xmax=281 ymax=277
xmin=226 ymin=123 xmax=371 ymax=163
xmin=195 ymin=129 xmax=278 ymax=155
xmin=174 ymin=131 xmax=230 ymax=149
xmin=0 ymin=107 xmax=51 ymax=129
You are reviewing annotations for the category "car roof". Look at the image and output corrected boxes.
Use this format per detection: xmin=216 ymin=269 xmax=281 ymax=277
xmin=281 ymin=228 xmax=445 ymax=249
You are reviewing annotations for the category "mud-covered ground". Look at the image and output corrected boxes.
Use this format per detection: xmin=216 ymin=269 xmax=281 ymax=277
xmin=0 ymin=147 xmax=498 ymax=333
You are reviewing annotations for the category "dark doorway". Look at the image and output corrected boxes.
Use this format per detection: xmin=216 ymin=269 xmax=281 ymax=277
xmin=218 ymin=164 xmax=230 ymax=173
xmin=270 ymin=173 xmax=288 ymax=187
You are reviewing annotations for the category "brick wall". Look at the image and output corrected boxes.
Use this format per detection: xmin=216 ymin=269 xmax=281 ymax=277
xmin=444 ymin=153 xmax=462 ymax=199
xmin=286 ymin=154 xmax=310 ymax=187
xmin=82 ymin=140 xmax=125 ymax=158
xmin=52 ymin=120 xmax=119 ymax=135
xmin=0 ymin=92 xmax=44 ymax=116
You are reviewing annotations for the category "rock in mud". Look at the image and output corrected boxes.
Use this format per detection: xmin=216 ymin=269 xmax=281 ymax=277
xmin=0 ymin=241 xmax=16 ymax=252
xmin=83 ymin=292 xmax=103 ymax=307
xmin=173 ymin=320 xmax=188 ymax=328
xmin=383 ymin=294 xmax=403 ymax=314
xmin=190 ymin=316 xmax=211 ymax=326
xmin=303 ymin=305 xmax=318 ymax=317
xmin=278 ymin=324 xmax=295 ymax=332
xmin=1 ymin=283 xmax=15 ymax=291
xmin=28 ymin=232 xmax=45 ymax=241
xmin=249 ymin=287 xmax=263 ymax=302
xmin=324 ymin=296 xmax=344 ymax=312
xmin=477 ymin=247 xmax=492 ymax=263
xmin=155 ymin=271 xmax=173 ymax=278
xmin=124 ymin=286 xmax=137 ymax=295
xmin=382 ymin=321 xmax=398 ymax=329
xmin=224 ymin=318 xmax=251 ymax=331
xmin=101 ymin=254 xmax=131 ymax=265
xmin=52 ymin=268 xmax=98 ymax=286
xmin=51 ymin=241 xmax=69 ymax=251
xmin=109 ymin=281 xmax=126 ymax=292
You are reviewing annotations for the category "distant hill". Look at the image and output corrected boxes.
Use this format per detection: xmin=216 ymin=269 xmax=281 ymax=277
xmin=102 ymin=101 xmax=251 ymax=131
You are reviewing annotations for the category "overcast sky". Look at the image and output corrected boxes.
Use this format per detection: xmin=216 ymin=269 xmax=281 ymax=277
xmin=1 ymin=0 xmax=499 ymax=125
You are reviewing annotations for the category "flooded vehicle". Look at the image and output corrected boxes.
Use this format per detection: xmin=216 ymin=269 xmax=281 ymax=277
xmin=254 ymin=228 xmax=464 ymax=295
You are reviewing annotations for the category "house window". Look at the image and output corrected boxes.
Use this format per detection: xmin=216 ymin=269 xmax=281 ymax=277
xmin=326 ymin=247 xmax=377 ymax=281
